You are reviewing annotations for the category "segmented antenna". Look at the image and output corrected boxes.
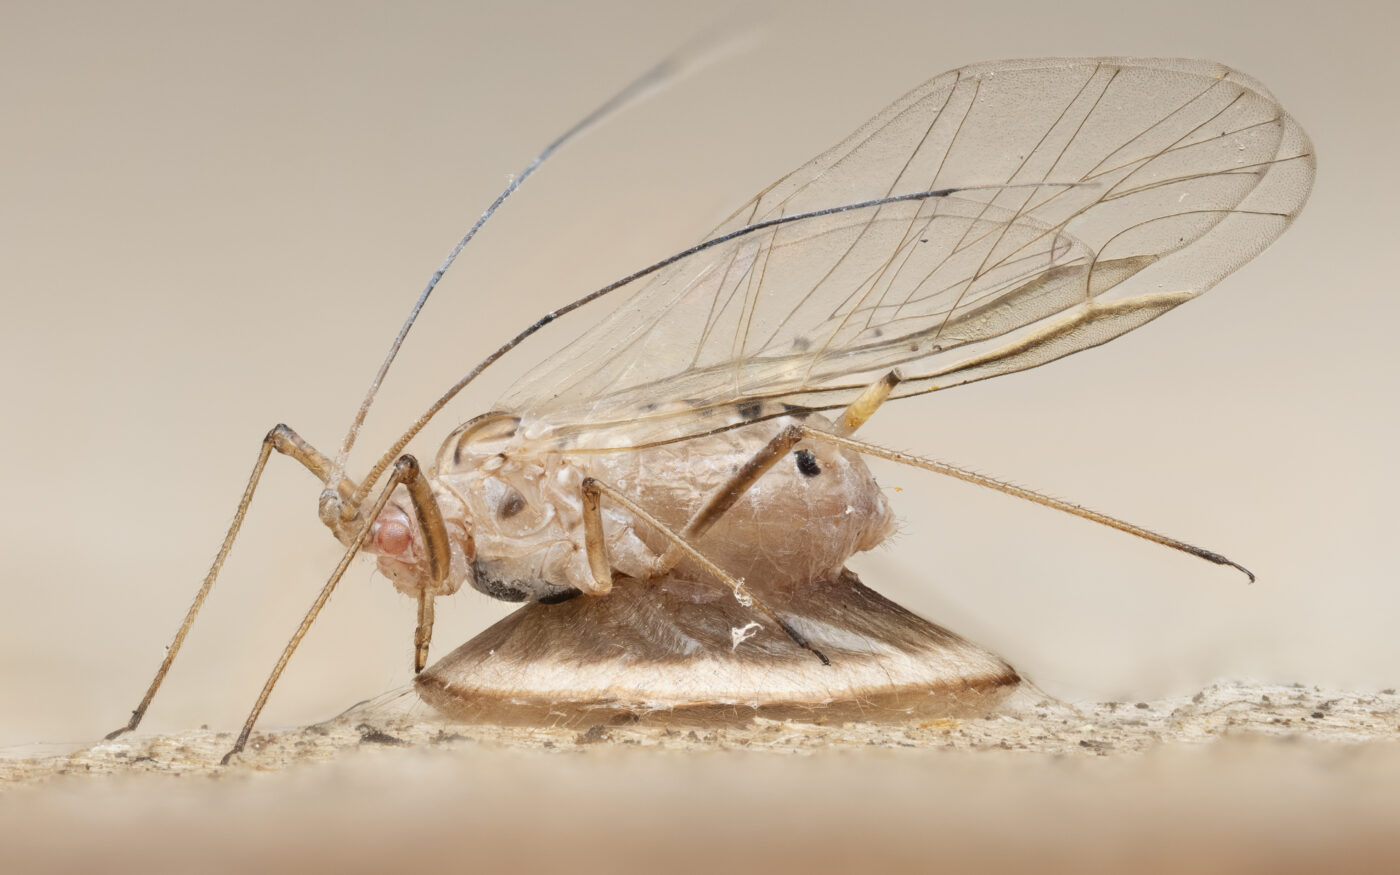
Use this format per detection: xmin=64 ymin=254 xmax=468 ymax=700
xmin=347 ymin=185 xmax=1004 ymax=511
xmin=328 ymin=29 xmax=751 ymax=500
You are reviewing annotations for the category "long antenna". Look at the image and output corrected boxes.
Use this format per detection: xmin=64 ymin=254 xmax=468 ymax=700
xmin=327 ymin=29 xmax=752 ymax=494
xmin=346 ymin=185 xmax=1009 ymax=510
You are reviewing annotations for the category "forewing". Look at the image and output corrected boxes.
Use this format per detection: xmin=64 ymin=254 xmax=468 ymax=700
xmin=499 ymin=58 xmax=1313 ymax=449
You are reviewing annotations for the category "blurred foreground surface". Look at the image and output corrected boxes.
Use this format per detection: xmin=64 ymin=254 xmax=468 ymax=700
xmin=3 ymin=682 xmax=1397 ymax=874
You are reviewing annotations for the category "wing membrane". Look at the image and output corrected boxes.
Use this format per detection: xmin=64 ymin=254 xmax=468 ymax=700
xmin=498 ymin=58 xmax=1313 ymax=449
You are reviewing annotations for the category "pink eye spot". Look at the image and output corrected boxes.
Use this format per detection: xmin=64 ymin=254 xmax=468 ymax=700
xmin=375 ymin=519 xmax=412 ymax=556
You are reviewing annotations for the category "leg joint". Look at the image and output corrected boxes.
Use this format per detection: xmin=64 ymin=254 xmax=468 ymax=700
xmin=265 ymin=423 xmax=298 ymax=453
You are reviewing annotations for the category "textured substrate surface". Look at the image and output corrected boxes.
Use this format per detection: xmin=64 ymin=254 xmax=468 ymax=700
xmin=3 ymin=683 xmax=1398 ymax=874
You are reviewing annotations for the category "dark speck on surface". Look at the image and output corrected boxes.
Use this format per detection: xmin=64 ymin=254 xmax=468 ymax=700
xmin=576 ymin=725 xmax=608 ymax=745
xmin=357 ymin=725 xmax=405 ymax=746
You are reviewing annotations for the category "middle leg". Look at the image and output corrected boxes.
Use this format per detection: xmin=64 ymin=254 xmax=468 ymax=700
xmin=579 ymin=477 xmax=830 ymax=665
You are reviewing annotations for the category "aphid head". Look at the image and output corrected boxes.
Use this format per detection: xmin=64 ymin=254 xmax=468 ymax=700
xmin=364 ymin=488 xmax=472 ymax=600
xmin=360 ymin=475 xmax=582 ymax=607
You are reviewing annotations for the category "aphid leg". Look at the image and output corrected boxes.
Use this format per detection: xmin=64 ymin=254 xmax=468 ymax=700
xmin=796 ymin=428 xmax=1257 ymax=582
xmin=394 ymin=460 xmax=452 ymax=673
xmin=577 ymin=479 xmax=617 ymax=595
xmin=106 ymin=424 xmax=355 ymax=741
xmin=579 ymin=477 xmax=830 ymax=665
xmin=835 ymin=370 xmax=902 ymax=436
xmin=221 ymin=455 xmax=431 ymax=765
xmin=659 ymin=425 xmax=805 ymax=569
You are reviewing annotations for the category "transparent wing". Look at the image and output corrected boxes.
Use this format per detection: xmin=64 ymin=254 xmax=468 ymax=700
xmin=498 ymin=58 xmax=1314 ymax=449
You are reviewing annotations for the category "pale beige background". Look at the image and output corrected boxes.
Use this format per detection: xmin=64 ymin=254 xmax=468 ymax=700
xmin=0 ymin=0 xmax=1393 ymax=749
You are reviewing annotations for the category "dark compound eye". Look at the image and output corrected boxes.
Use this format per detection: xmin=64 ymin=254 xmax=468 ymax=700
xmin=498 ymin=489 xmax=526 ymax=519
xmin=794 ymin=449 xmax=821 ymax=477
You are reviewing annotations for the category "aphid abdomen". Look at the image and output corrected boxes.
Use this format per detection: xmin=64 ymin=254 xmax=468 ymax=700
xmin=436 ymin=413 xmax=895 ymax=603
xmin=586 ymin=415 xmax=896 ymax=597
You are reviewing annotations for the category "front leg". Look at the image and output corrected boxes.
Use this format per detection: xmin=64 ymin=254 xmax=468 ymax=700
xmin=392 ymin=456 xmax=451 ymax=672
xmin=108 ymin=424 xmax=357 ymax=741
xmin=222 ymin=454 xmax=444 ymax=763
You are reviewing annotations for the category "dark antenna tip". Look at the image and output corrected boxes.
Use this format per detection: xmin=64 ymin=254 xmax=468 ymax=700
xmin=1195 ymin=548 xmax=1256 ymax=583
